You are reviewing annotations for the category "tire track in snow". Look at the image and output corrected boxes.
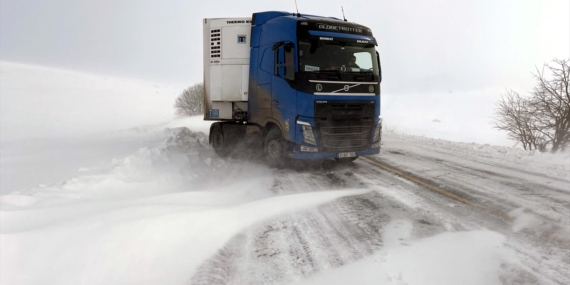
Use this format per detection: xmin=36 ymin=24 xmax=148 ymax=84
xmin=361 ymin=156 xmax=513 ymax=220
xmin=380 ymin=144 xmax=570 ymax=225
xmin=191 ymin=150 xmax=569 ymax=285
xmin=190 ymin=168 xmax=449 ymax=285
xmin=356 ymin=156 xmax=570 ymax=285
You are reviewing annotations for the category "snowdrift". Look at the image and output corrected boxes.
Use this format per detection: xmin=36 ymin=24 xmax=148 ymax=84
xmin=0 ymin=127 xmax=367 ymax=285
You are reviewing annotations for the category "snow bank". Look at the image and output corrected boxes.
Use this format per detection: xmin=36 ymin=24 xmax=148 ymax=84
xmin=508 ymin=208 xmax=570 ymax=243
xmin=0 ymin=60 xmax=214 ymax=194
xmin=385 ymin=130 xmax=570 ymax=181
xmin=0 ymin=127 xmax=368 ymax=285
xmin=2 ymin=127 xmax=222 ymax=205
xmin=292 ymin=220 xmax=508 ymax=285
xmin=1 ymin=114 xmax=214 ymax=196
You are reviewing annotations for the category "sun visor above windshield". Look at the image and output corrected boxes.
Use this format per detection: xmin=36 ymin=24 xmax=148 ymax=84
xmin=308 ymin=31 xmax=377 ymax=45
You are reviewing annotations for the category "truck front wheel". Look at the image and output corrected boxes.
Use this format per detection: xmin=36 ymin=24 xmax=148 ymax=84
xmin=264 ymin=127 xmax=285 ymax=167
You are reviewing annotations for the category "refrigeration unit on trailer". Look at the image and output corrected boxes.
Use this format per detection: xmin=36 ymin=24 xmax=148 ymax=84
xmin=202 ymin=11 xmax=382 ymax=165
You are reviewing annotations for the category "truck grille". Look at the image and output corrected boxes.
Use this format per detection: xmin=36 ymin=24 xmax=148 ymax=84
xmin=314 ymin=101 xmax=375 ymax=152
xmin=315 ymin=101 xmax=375 ymax=119
xmin=318 ymin=126 xmax=372 ymax=151
xmin=321 ymin=126 xmax=370 ymax=135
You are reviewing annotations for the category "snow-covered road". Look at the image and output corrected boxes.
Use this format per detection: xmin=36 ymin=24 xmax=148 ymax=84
xmin=191 ymin=131 xmax=570 ymax=285
xmin=2 ymin=124 xmax=567 ymax=285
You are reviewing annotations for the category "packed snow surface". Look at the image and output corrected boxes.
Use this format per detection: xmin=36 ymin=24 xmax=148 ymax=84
xmin=4 ymin=125 xmax=566 ymax=285
xmin=1 ymin=63 xmax=568 ymax=284
xmin=293 ymin=228 xmax=507 ymax=285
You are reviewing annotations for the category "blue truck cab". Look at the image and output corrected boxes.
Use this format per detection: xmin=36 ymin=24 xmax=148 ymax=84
xmin=203 ymin=11 xmax=382 ymax=164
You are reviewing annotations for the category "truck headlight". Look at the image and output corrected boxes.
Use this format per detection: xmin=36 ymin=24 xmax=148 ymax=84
xmin=373 ymin=118 xmax=383 ymax=142
xmin=298 ymin=121 xmax=317 ymax=145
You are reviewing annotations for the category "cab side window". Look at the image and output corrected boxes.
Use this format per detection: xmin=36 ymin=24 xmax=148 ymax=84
xmin=284 ymin=44 xmax=294 ymax=80
xmin=274 ymin=48 xmax=281 ymax=76
xmin=274 ymin=43 xmax=295 ymax=81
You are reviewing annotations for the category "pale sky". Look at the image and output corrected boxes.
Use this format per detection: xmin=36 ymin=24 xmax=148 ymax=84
xmin=1 ymin=0 xmax=569 ymax=93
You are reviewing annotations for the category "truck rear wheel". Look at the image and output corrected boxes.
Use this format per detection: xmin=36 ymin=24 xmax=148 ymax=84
xmin=211 ymin=123 xmax=228 ymax=157
xmin=264 ymin=127 xmax=285 ymax=167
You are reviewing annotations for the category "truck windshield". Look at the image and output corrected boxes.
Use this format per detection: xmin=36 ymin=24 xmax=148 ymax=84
xmin=298 ymin=40 xmax=379 ymax=75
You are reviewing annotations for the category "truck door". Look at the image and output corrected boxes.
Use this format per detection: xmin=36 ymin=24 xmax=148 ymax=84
xmin=271 ymin=43 xmax=297 ymax=131
xmin=255 ymin=47 xmax=273 ymax=122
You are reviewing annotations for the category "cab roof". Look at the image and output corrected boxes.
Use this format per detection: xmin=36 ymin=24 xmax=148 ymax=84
xmin=252 ymin=11 xmax=344 ymax=26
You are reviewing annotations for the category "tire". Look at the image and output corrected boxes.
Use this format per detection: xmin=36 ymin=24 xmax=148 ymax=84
xmin=211 ymin=123 xmax=229 ymax=157
xmin=334 ymin=156 xmax=358 ymax=163
xmin=264 ymin=127 xmax=285 ymax=167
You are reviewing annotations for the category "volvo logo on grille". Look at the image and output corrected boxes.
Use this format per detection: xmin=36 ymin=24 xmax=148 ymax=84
xmin=343 ymin=85 xmax=350 ymax=91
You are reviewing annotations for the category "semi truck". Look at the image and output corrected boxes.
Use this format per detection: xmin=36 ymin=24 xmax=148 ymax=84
xmin=203 ymin=11 xmax=382 ymax=165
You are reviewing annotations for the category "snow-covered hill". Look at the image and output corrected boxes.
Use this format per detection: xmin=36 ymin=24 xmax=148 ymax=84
xmin=0 ymin=62 xmax=183 ymax=141
xmin=0 ymin=62 xmax=187 ymax=194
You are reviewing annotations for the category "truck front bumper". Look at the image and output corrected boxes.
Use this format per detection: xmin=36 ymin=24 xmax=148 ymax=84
xmin=287 ymin=147 xmax=380 ymax=160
